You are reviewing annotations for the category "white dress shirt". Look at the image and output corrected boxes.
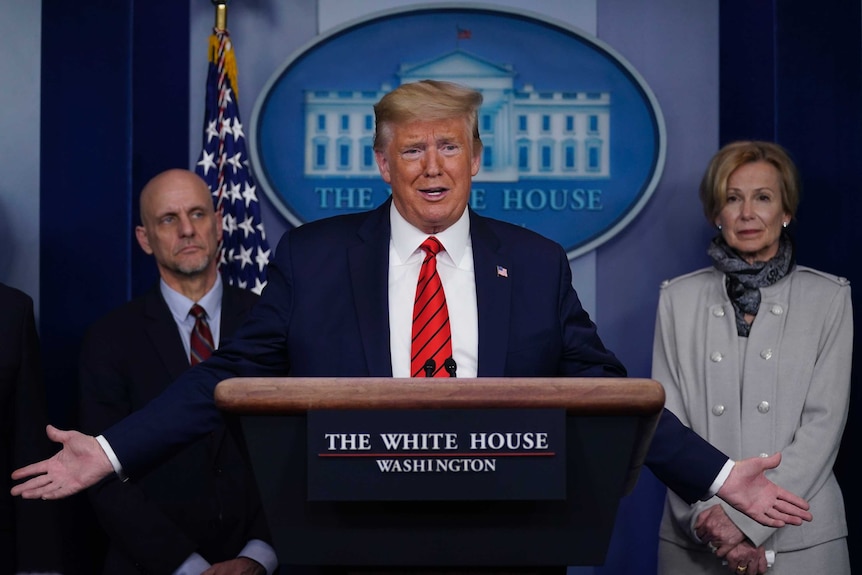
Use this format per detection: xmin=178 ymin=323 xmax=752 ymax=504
xmin=388 ymin=203 xmax=479 ymax=378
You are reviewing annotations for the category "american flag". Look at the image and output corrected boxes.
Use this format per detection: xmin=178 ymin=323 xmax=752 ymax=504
xmin=195 ymin=27 xmax=271 ymax=295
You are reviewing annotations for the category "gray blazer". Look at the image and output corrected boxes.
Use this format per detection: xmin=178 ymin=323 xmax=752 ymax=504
xmin=652 ymin=265 xmax=852 ymax=552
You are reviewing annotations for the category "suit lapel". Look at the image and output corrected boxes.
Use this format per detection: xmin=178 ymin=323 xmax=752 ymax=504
xmin=344 ymin=204 xmax=513 ymax=377
xmin=349 ymin=201 xmax=393 ymax=376
xmin=142 ymin=288 xmax=191 ymax=383
xmin=470 ymin=211 xmax=512 ymax=377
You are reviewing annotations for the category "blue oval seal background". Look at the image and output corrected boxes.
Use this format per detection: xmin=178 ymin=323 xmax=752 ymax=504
xmin=250 ymin=6 xmax=665 ymax=258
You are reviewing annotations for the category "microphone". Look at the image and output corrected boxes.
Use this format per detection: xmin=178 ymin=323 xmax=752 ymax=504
xmin=423 ymin=359 xmax=436 ymax=377
xmin=444 ymin=357 xmax=457 ymax=378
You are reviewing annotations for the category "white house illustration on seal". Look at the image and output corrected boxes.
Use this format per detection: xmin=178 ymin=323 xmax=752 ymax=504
xmin=303 ymin=50 xmax=611 ymax=182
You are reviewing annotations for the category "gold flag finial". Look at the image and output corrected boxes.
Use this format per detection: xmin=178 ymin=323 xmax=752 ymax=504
xmin=212 ymin=0 xmax=228 ymax=31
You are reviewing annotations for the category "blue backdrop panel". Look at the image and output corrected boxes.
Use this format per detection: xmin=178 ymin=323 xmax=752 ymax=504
xmin=721 ymin=1 xmax=861 ymax=572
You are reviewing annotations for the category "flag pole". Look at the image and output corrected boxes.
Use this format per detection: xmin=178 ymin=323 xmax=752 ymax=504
xmin=212 ymin=0 xmax=227 ymax=32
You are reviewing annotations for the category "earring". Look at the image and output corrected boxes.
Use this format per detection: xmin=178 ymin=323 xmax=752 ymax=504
xmin=716 ymin=224 xmax=722 ymax=231
xmin=782 ymin=221 xmax=788 ymax=228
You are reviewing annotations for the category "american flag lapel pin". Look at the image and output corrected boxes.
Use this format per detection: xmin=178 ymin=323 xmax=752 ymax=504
xmin=496 ymin=265 xmax=508 ymax=278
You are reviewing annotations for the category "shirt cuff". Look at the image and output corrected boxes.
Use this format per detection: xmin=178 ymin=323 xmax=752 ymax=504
xmin=705 ymin=458 xmax=735 ymax=499
xmin=172 ymin=552 xmax=211 ymax=575
xmin=239 ymin=539 xmax=279 ymax=575
xmin=95 ymin=434 xmax=128 ymax=482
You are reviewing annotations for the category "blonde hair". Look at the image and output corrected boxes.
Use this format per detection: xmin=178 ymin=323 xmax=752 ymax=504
xmin=699 ymin=140 xmax=800 ymax=223
xmin=373 ymin=80 xmax=483 ymax=152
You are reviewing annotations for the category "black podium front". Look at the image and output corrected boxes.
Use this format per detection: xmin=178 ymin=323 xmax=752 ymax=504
xmin=215 ymin=377 xmax=664 ymax=573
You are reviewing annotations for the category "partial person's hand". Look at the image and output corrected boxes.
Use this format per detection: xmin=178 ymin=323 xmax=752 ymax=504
xmin=202 ymin=557 xmax=266 ymax=575
xmin=722 ymin=541 xmax=768 ymax=575
xmin=717 ymin=452 xmax=812 ymax=527
xmin=695 ymin=504 xmax=745 ymax=557
xmin=10 ymin=425 xmax=113 ymax=499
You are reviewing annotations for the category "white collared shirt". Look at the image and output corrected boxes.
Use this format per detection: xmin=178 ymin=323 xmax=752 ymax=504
xmin=388 ymin=203 xmax=479 ymax=378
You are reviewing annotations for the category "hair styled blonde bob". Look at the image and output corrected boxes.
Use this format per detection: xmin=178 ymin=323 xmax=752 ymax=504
xmin=372 ymin=80 xmax=484 ymax=153
xmin=699 ymin=140 xmax=800 ymax=223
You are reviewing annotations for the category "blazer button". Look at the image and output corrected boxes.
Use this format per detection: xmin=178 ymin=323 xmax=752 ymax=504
xmin=757 ymin=401 xmax=770 ymax=414
xmin=710 ymin=351 xmax=723 ymax=362
xmin=770 ymin=305 xmax=783 ymax=315
xmin=712 ymin=404 xmax=725 ymax=416
xmin=760 ymin=349 xmax=773 ymax=360
xmin=712 ymin=308 xmax=725 ymax=317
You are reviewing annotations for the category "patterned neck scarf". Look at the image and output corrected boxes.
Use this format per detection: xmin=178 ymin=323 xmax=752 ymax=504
xmin=707 ymin=231 xmax=795 ymax=337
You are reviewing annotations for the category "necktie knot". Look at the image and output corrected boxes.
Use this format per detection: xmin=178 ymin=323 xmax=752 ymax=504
xmin=420 ymin=237 xmax=443 ymax=259
xmin=190 ymin=303 xmax=207 ymax=320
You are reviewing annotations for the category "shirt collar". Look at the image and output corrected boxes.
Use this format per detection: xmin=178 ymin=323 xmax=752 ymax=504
xmin=389 ymin=202 xmax=470 ymax=266
xmin=160 ymin=273 xmax=224 ymax=322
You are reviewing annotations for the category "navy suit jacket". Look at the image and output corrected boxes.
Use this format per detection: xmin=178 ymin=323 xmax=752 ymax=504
xmin=80 ymin=282 xmax=270 ymax=573
xmin=104 ymin=201 xmax=725 ymax=504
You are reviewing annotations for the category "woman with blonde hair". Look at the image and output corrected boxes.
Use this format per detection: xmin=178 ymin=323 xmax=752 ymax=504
xmin=653 ymin=141 xmax=852 ymax=574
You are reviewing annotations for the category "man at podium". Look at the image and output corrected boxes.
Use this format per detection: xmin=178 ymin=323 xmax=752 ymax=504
xmin=13 ymin=80 xmax=811 ymax=533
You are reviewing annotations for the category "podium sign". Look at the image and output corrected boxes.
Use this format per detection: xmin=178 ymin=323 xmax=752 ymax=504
xmin=215 ymin=377 xmax=665 ymax=569
xmin=307 ymin=408 xmax=566 ymax=501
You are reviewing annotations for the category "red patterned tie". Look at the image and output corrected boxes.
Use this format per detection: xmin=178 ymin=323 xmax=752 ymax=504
xmin=411 ymin=237 xmax=453 ymax=377
xmin=189 ymin=304 xmax=215 ymax=365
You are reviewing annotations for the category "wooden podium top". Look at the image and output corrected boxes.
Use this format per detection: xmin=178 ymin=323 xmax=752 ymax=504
xmin=214 ymin=377 xmax=665 ymax=415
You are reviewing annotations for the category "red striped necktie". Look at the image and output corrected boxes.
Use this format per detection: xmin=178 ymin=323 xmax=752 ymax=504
xmin=410 ymin=237 xmax=453 ymax=377
xmin=189 ymin=304 xmax=215 ymax=365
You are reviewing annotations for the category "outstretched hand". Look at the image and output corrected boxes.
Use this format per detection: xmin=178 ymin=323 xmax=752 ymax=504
xmin=10 ymin=425 xmax=113 ymax=500
xmin=717 ymin=452 xmax=812 ymax=527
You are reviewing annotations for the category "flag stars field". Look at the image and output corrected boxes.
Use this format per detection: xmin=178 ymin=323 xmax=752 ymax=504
xmin=194 ymin=24 xmax=272 ymax=292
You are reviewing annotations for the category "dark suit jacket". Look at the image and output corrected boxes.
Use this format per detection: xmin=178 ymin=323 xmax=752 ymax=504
xmin=79 ymin=282 xmax=269 ymax=574
xmin=0 ymin=283 xmax=63 ymax=575
xmin=104 ymin=201 xmax=725 ymax=505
